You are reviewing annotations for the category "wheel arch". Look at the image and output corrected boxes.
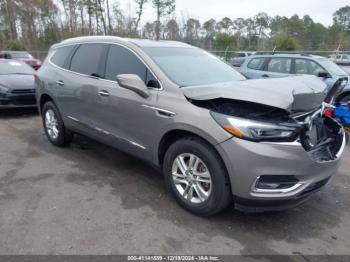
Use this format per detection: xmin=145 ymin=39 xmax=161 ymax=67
xmin=39 ymin=93 xmax=54 ymax=114
xmin=157 ymin=128 xmax=225 ymax=168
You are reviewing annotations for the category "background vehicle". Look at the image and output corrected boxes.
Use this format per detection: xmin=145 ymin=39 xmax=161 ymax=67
xmin=333 ymin=54 xmax=350 ymax=65
xmin=0 ymin=50 xmax=41 ymax=70
xmin=35 ymin=36 xmax=345 ymax=216
xmin=240 ymin=53 xmax=350 ymax=103
xmin=0 ymin=59 xmax=36 ymax=108
xmin=228 ymin=52 xmax=255 ymax=67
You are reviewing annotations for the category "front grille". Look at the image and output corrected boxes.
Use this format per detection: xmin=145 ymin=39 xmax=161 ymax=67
xmin=299 ymin=177 xmax=330 ymax=196
xmin=11 ymin=89 xmax=35 ymax=94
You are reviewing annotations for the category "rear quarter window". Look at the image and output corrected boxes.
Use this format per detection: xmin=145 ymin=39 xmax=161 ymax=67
xmin=247 ymin=58 xmax=266 ymax=70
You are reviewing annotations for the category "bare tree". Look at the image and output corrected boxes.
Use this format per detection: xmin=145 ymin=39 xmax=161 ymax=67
xmin=134 ymin=0 xmax=148 ymax=35
xmin=152 ymin=0 xmax=175 ymax=40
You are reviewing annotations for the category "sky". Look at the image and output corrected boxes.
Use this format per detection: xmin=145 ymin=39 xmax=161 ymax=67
xmin=118 ymin=0 xmax=349 ymax=26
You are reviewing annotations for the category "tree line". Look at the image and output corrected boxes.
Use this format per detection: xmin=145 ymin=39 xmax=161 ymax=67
xmin=0 ymin=0 xmax=350 ymax=53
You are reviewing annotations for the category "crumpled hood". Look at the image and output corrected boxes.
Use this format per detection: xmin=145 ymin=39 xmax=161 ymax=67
xmin=0 ymin=74 xmax=35 ymax=90
xmin=182 ymin=75 xmax=327 ymax=113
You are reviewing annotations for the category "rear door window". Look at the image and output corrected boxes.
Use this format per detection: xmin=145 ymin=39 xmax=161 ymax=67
xmin=50 ymin=45 xmax=76 ymax=68
xmin=247 ymin=58 xmax=266 ymax=70
xmin=70 ymin=43 xmax=105 ymax=76
xmin=295 ymin=59 xmax=324 ymax=76
xmin=267 ymin=58 xmax=292 ymax=74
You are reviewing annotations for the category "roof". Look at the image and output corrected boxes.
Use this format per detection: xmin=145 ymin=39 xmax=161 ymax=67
xmin=252 ymin=53 xmax=324 ymax=59
xmin=57 ymin=36 xmax=193 ymax=49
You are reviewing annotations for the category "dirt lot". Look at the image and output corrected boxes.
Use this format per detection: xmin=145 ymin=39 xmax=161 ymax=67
xmin=0 ymin=109 xmax=349 ymax=256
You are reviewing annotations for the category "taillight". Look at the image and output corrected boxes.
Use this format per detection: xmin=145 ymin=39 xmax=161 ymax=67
xmin=324 ymin=108 xmax=333 ymax=117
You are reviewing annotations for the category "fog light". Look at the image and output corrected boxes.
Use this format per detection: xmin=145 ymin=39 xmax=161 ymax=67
xmin=252 ymin=175 xmax=303 ymax=195
xmin=256 ymin=181 xmax=291 ymax=190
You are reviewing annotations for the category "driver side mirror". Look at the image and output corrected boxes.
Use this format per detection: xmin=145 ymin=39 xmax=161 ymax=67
xmin=116 ymin=74 xmax=150 ymax=98
xmin=318 ymin=71 xmax=332 ymax=79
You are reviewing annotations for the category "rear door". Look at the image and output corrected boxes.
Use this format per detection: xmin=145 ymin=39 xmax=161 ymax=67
xmin=262 ymin=57 xmax=293 ymax=78
xmin=53 ymin=43 xmax=108 ymax=136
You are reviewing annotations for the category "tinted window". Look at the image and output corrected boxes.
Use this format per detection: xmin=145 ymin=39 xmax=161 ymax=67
xmin=247 ymin=58 xmax=265 ymax=70
xmin=51 ymin=45 xmax=75 ymax=68
xmin=295 ymin=59 xmax=324 ymax=76
xmin=105 ymin=45 xmax=147 ymax=83
xmin=70 ymin=44 xmax=105 ymax=76
xmin=267 ymin=58 xmax=292 ymax=73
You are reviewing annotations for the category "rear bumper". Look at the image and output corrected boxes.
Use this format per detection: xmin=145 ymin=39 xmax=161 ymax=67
xmin=0 ymin=92 xmax=37 ymax=108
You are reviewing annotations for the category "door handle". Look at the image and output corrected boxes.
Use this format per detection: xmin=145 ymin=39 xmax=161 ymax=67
xmin=55 ymin=80 xmax=65 ymax=86
xmin=262 ymin=74 xmax=269 ymax=78
xmin=98 ymin=90 xmax=110 ymax=97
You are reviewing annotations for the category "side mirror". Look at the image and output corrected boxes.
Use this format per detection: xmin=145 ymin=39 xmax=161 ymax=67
xmin=116 ymin=74 xmax=150 ymax=98
xmin=318 ymin=71 xmax=332 ymax=79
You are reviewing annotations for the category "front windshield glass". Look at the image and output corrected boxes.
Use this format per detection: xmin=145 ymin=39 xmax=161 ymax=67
xmin=317 ymin=57 xmax=348 ymax=76
xmin=143 ymin=47 xmax=245 ymax=86
xmin=10 ymin=52 xmax=33 ymax=59
xmin=0 ymin=60 xmax=35 ymax=75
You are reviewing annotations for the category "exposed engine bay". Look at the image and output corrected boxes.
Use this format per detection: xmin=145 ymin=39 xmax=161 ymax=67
xmin=190 ymin=98 xmax=345 ymax=162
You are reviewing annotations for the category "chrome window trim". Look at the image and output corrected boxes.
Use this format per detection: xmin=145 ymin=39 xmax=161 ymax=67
xmin=48 ymin=41 xmax=164 ymax=90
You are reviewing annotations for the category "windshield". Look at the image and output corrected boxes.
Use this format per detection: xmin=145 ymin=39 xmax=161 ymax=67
xmin=9 ymin=52 xmax=33 ymax=59
xmin=143 ymin=47 xmax=245 ymax=86
xmin=0 ymin=60 xmax=35 ymax=75
xmin=317 ymin=57 xmax=348 ymax=76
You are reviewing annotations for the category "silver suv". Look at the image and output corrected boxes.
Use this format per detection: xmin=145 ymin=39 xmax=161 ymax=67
xmin=35 ymin=36 xmax=346 ymax=215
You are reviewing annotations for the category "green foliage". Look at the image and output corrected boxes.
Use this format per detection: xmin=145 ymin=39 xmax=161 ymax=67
xmin=6 ymin=41 xmax=26 ymax=51
xmin=333 ymin=5 xmax=350 ymax=32
xmin=273 ymin=34 xmax=301 ymax=51
xmin=213 ymin=33 xmax=236 ymax=58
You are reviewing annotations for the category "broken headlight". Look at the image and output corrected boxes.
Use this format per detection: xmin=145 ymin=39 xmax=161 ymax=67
xmin=210 ymin=111 xmax=300 ymax=142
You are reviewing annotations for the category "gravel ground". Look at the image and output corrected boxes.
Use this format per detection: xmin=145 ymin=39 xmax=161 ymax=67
xmin=0 ymin=109 xmax=349 ymax=256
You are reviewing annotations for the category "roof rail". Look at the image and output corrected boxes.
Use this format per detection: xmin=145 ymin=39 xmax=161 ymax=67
xmin=254 ymin=51 xmax=312 ymax=56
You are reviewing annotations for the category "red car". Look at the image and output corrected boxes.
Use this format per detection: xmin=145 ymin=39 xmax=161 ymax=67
xmin=0 ymin=51 xmax=41 ymax=70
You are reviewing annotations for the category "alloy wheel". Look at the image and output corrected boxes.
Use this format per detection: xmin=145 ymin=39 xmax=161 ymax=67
xmin=45 ymin=109 xmax=59 ymax=140
xmin=171 ymin=153 xmax=212 ymax=204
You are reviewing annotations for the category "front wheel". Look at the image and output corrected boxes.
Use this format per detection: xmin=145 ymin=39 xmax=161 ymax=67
xmin=42 ymin=101 xmax=73 ymax=147
xmin=163 ymin=137 xmax=231 ymax=216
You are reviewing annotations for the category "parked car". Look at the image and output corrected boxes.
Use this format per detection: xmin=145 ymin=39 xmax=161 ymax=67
xmin=228 ymin=52 xmax=255 ymax=67
xmin=240 ymin=53 xmax=350 ymax=103
xmin=35 ymin=37 xmax=346 ymax=215
xmin=333 ymin=54 xmax=350 ymax=66
xmin=0 ymin=59 xmax=37 ymax=108
xmin=0 ymin=50 xmax=41 ymax=70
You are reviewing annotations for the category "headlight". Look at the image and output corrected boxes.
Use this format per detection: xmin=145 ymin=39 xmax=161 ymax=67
xmin=210 ymin=111 xmax=300 ymax=142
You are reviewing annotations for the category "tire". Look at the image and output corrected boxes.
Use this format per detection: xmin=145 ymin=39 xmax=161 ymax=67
xmin=42 ymin=101 xmax=73 ymax=147
xmin=163 ymin=137 xmax=231 ymax=216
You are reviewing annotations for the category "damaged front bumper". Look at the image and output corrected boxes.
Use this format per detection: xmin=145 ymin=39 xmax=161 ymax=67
xmin=215 ymin=115 xmax=346 ymax=212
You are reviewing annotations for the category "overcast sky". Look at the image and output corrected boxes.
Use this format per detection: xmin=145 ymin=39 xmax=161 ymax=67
xmin=118 ymin=0 xmax=349 ymax=26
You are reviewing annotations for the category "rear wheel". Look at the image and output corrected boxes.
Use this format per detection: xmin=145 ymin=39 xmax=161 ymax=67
xmin=42 ymin=101 xmax=73 ymax=147
xmin=163 ymin=137 xmax=231 ymax=216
